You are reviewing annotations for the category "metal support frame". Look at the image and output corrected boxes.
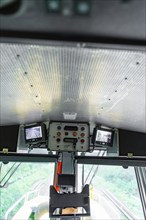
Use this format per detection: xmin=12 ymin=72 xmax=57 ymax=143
xmin=0 ymin=153 xmax=58 ymax=163
xmin=0 ymin=153 xmax=145 ymax=167
xmin=75 ymin=156 xmax=146 ymax=167
xmin=59 ymin=152 xmax=76 ymax=193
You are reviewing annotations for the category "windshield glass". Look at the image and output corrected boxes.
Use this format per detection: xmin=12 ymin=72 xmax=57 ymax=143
xmin=0 ymin=162 xmax=144 ymax=220
xmin=0 ymin=162 xmax=54 ymax=220
xmin=78 ymin=164 xmax=144 ymax=220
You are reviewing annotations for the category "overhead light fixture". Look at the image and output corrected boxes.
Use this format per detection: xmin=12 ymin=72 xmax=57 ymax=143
xmin=63 ymin=112 xmax=77 ymax=120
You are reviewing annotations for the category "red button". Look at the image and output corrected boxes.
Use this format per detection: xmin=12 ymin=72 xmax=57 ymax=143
xmin=80 ymin=139 xmax=85 ymax=143
xmin=81 ymin=133 xmax=85 ymax=137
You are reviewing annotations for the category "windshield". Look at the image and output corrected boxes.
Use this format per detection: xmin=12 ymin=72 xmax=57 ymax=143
xmin=0 ymin=162 xmax=144 ymax=220
xmin=78 ymin=164 xmax=144 ymax=220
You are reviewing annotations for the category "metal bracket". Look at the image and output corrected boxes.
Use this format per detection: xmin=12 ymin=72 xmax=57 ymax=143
xmin=49 ymin=184 xmax=90 ymax=218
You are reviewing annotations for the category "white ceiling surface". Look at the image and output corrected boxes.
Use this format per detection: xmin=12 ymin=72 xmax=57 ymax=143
xmin=0 ymin=43 xmax=145 ymax=133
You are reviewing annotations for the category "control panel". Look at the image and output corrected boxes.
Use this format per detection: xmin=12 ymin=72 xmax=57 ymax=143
xmin=48 ymin=122 xmax=89 ymax=152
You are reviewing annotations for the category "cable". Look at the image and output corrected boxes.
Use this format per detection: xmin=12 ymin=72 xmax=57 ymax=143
xmin=84 ymin=151 xmax=101 ymax=185
xmin=89 ymin=151 xmax=105 ymax=185
xmin=0 ymin=163 xmax=21 ymax=188
xmin=0 ymin=163 xmax=16 ymax=184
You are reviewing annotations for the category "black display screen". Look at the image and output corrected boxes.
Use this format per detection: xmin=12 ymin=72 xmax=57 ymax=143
xmin=64 ymin=126 xmax=78 ymax=131
xmin=0 ymin=125 xmax=19 ymax=152
xmin=119 ymin=129 xmax=146 ymax=157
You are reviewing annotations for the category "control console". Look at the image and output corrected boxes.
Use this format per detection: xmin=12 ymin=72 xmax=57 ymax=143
xmin=48 ymin=122 xmax=89 ymax=152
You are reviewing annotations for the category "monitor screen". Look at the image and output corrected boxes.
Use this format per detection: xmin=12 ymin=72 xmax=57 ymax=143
xmin=96 ymin=130 xmax=112 ymax=143
xmin=25 ymin=126 xmax=42 ymax=141
xmin=93 ymin=127 xmax=114 ymax=147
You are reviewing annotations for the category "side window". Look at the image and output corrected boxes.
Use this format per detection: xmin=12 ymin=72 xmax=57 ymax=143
xmin=77 ymin=165 xmax=144 ymax=220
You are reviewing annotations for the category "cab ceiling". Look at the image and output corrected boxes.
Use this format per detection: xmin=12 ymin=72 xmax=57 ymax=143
xmin=0 ymin=41 xmax=145 ymax=133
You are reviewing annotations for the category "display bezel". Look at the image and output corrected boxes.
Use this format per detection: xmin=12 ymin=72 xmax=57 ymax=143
xmin=24 ymin=123 xmax=46 ymax=144
xmin=92 ymin=127 xmax=114 ymax=147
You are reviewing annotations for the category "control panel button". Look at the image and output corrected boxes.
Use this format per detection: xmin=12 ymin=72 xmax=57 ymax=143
xmin=56 ymin=138 xmax=61 ymax=142
xmin=81 ymin=127 xmax=85 ymax=131
xmin=57 ymin=126 xmax=61 ymax=130
xmin=73 ymin=131 xmax=77 ymax=137
xmin=80 ymin=139 xmax=85 ymax=143
xmin=57 ymin=132 xmax=61 ymax=136
xmin=81 ymin=133 xmax=85 ymax=137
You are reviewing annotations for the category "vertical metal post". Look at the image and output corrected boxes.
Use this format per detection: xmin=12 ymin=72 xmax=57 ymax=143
xmin=134 ymin=167 xmax=146 ymax=219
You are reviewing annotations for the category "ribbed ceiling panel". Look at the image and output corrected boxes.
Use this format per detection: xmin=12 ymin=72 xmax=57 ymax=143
xmin=0 ymin=42 xmax=145 ymax=132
